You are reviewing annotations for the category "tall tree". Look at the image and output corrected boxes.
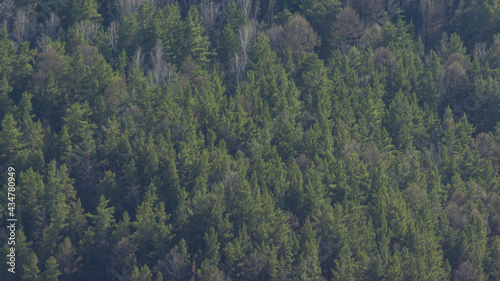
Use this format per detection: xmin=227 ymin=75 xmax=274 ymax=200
xmin=185 ymin=5 xmax=211 ymax=66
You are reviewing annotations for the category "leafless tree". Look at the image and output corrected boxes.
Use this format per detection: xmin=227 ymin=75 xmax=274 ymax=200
xmin=266 ymin=25 xmax=285 ymax=54
xmin=440 ymin=32 xmax=448 ymax=50
xmin=454 ymin=261 xmax=481 ymax=281
xmin=56 ymin=238 xmax=83 ymax=281
xmin=264 ymin=0 xmax=276 ymax=24
xmin=351 ymin=0 xmax=384 ymax=24
xmin=473 ymin=42 xmax=486 ymax=62
xmin=39 ymin=12 xmax=61 ymax=40
xmin=231 ymin=53 xmax=246 ymax=83
xmin=155 ymin=248 xmax=191 ymax=281
xmin=109 ymin=238 xmax=137 ymax=281
xmin=36 ymin=12 xmax=61 ymax=48
xmin=107 ymin=21 xmax=120 ymax=52
xmin=114 ymin=0 xmax=146 ymax=21
xmin=79 ymin=20 xmax=100 ymax=45
xmin=231 ymin=20 xmax=258 ymax=83
xmin=241 ymin=252 xmax=266 ymax=280
xmin=150 ymin=0 xmax=171 ymax=7
xmin=148 ymin=41 xmax=176 ymax=88
xmin=12 ymin=8 xmax=35 ymax=44
xmin=35 ymin=36 xmax=48 ymax=51
xmin=198 ymin=0 xmax=223 ymax=33
xmin=132 ymin=46 xmax=145 ymax=69
xmin=236 ymin=0 xmax=259 ymax=20
xmin=0 ymin=0 xmax=13 ymax=24
xmin=419 ymin=0 xmax=433 ymax=39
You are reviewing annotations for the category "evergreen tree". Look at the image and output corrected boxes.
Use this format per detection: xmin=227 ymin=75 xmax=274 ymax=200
xmin=0 ymin=113 xmax=24 ymax=164
xmin=42 ymin=257 xmax=61 ymax=281
xmin=132 ymin=183 xmax=173 ymax=264
xmin=0 ymin=75 xmax=14 ymax=119
xmin=22 ymin=252 xmax=41 ymax=281
xmin=385 ymin=90 xmax=426 ymax=149
xmin=185 ymin=6 xmax=211 ymax=66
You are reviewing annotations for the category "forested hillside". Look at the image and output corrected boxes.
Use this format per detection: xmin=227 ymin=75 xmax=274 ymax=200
xmin=1 ymin=0 xmax=500 ymax=280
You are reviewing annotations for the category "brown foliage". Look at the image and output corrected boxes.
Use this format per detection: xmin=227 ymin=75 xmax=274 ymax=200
xmin=30 ymin=46 xmax=65 ymax=91
xmin=76 ymin=45 xmax=99 ymax=67
xmin=472 ymin=132 xmax=500 ymax=162
xmin=57 ymin=238 xmax=83 ymax=279
xmin=350 ymin=0 xmax=384 ymax=24
xmin=373 ymin=47 xmax=399 ymax=74
xmin=358 ymin=23 xmax=382 ymax=47
xmin=155 ymin=248 xmax=192 ymax=281
xmin=180 ymin=54 xmax=196 ymax=87
xmin=296 ymin=153 xmax=312 ymax=171
xmin=109 ymin=238 xmax=137 ymax=280
xmin=454 ymin=261 xmax=481 ymax=281
xmin=445 ymin=53 xmax=469 ymax=69
xmin=265 ymin=25 xmax=285 ymax=54
xmin=445 ymin=200 xmax=467 ymax=230
xmin=444 ymin=53 xmax=469 ymax=102
xmin=103 ymin=77 xmax=128 ymax=114
xmin=331 ymin=6 xmax=364 ymax=50
xmin=241 ymin=252 xmax=266 ymax=280
xmin=284 ymin=14 xmax=320 ymax=61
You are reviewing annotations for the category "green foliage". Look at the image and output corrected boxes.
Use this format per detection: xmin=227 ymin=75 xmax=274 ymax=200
xmin=386 ymin=90 xmax=426 ymax=149
xmin=61 ymin=0 xmax=101 ymax=28
xmin=1 ymin=2 xmax=500 ymax=281
xmin=42 ymin=257 xmax=61 ymax=281
xmin=300 ymin=0 xmax=341 ymax=41
xmin=185 ymin=6 xmax=211 ymax=66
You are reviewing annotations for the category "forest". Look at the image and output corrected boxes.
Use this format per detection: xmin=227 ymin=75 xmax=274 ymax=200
xmin=0 ymin=0 xmax=500 ymax=280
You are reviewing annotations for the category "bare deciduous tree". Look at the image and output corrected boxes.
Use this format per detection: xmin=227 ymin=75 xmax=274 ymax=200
xmin=241 ymin=252 xmax=266 ymax=280
xmin=114 ymin=0 xmax=146 ymax=21
xmin=79 ymin=20 xmax=100 ymax=45
xmin=266 ymin=25 xmax=285 ymax=54
xmin=454 ymin=261 xmax=481 ymax=281
xmin=109 ymin=238 xmax=137 ymax=281
xmin=132 ymin=46 xmax=145 ymax=69
xmin=419 ymin=0 xmax=433 ymax=40
xmin=351 ymin=0 xmax=384 ymax=24
xmin=155 ymin=248 xmax=191 ymax=281
xmin=150 ymin=0 xmax=171 ymax=7
xmin=148 ymin=41 xmax=176 ymax=88
xmin=12 ymin=8 xmax=34 ymax=44
xmin=198 ymin=0 xmax=222 ymax=33
xmin=473 ymin=42 xmax=486 ymax=62
xmin=56 ymin=238 xmax=83 ymax=281
xmin=0 ymin=0 xmax=13 ymax=24
xmin=39 ymin=12 xmax=61 ymax=40
xmin=236 ymin=0 xmax=259 ymax=20
xmin=231 ymin=20 xmax=258 ymax=83
xmin=107 ymin=21 xmax=120 ymax=52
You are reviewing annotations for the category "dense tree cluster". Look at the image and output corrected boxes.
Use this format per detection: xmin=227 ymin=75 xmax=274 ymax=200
xmin=1 ymin=0 xmax=500 ymax=280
